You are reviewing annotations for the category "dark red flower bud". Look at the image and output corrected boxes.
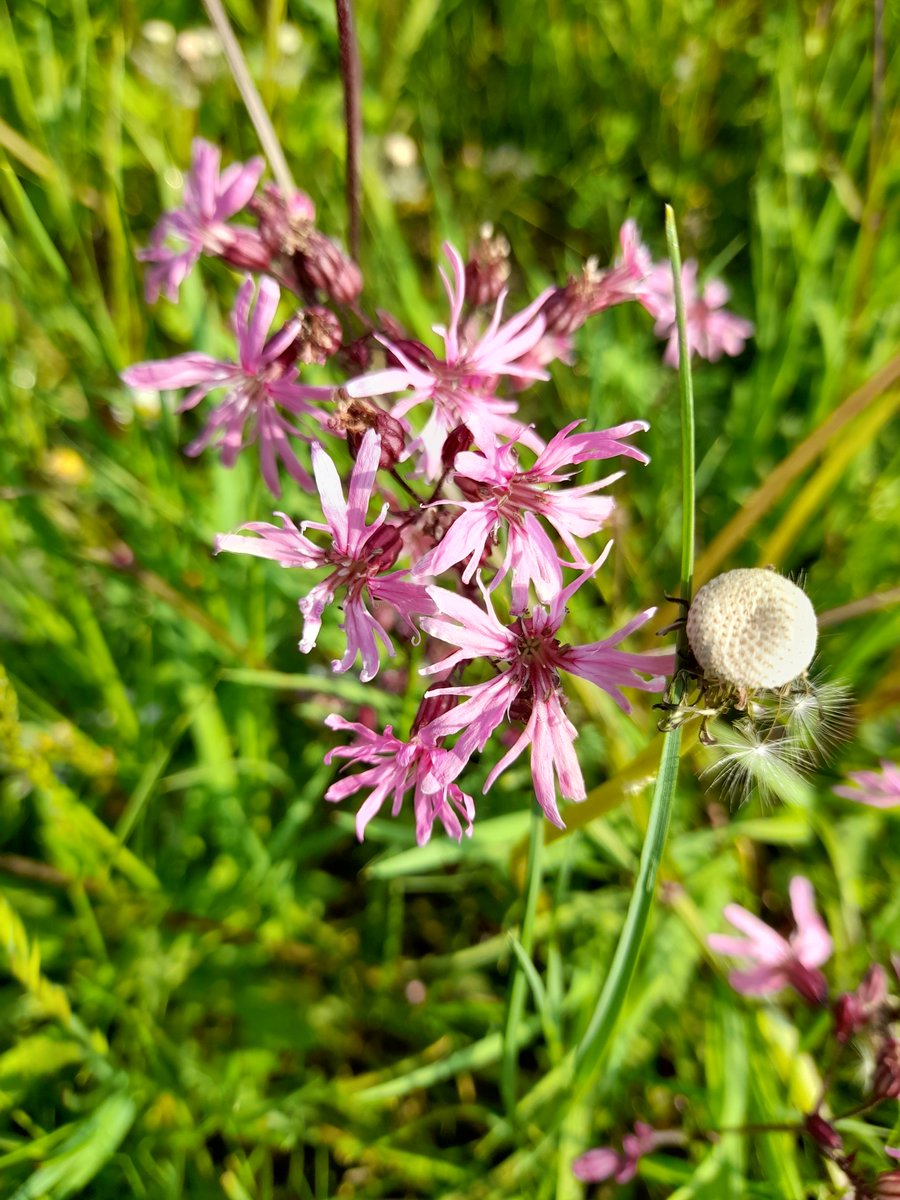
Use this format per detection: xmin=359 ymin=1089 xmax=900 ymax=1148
xmin=834 ymin=992 xmax=865 ymax=1044
xmin=294 ymin=229 xmax=363 ymax=304
xmin=331 ymin=395 xmax=406 ymax=470
xmin=464 ymin=224 xmax=511 ymax=308
xmin=410 ymin=689 xmax=458 ymax=736
xmin=441 ymin=424 xmax=473 ymax=472
xmin=787 ymin=961 xmax=829 ymax=1007
xmin=341 ymin=335 xmax=372 ymax=371
xmin=540 ymin=258 xmax=607 ymax=337
xmin=836 ymin=964 xmax=889 ymax=1042
xmin=874 ymin=1171 xmax=900 ymax=1199
xmin=874 ymin=1037 xmax=900 ymax=1099
xmin=219 ymin=227 xmax=273 ymax=273
xmin=804 ymin=1113 xmax=842 ymax=1152
xmin=360 ymin=523 xmax=403 ymax=571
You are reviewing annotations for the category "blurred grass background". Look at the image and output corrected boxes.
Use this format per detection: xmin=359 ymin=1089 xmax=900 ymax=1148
xmin=1 ymin=0 xmax=899 ymax=1196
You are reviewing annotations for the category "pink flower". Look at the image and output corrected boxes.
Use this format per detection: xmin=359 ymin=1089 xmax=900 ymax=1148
xmin=519 ymin=221 xmax=655 ymax=377
xmin=415 ymin=420 xmax=650 ymax=613
xmin=345 ymin=242 xmax=552 ymax=479
xmin=324 ymin=715 xmax=475 ymax=844
xmin=214 ymin=430 xmax=433 ymax=680
xmin=834 ymin=963 xmax=889 ymax=1043
xmin=138 ymin=138 xmax=267 ymax=302
xmin=834 ymin=760 xmax=900 ymax=809
xmin=419 ymin=555 xmax=669 ymax=826
xmin=708 ymin=876 xmax=833 ymax=1004
xmin=572 ymin=1123 xmax=670 ymax=1184
xmin=122 ymin=276 xmax=332 ymax=496
xmin=644 ymin=259 xmax=754 ymax=366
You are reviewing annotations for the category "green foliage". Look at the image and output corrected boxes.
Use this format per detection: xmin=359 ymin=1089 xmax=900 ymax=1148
xmin=0 ymin=0 xmax=899 ymax=1196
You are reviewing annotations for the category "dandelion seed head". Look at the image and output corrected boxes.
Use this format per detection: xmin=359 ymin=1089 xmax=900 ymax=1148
xmin=686 ymin=568 xmax=817 ymax=691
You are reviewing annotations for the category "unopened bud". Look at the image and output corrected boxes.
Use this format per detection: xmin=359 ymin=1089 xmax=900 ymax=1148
xmin=360 ymin=524 xmax=403 ymax=571
xmin=464 ymin=223 xmax=511 ymax=307
xmin=219 ymin=227 xmax=272 ymax=273
xmin=874 ymin=1171 xmax=900 ymax=1199
xmin=540 ymin=258 xmax=605 ymax=337
xmin=788 ymin=962 xmax=829 ymax=1007
xmin=295 ymin=229 xmax=363 ymax=304
xmin=803 ymin=1113 xmax=842 ymax=1152
xmin=291 ymin=306 xmax=343 ymax=365
xmin=874 ymin=1037 xmax=900 ymax=1099
xmin=332 ymin=395 xmax=406 ymax=470
xmin=411 ymin=690 xmax=458 ymax=736
xmin=836 ymin=964 xmax=889 ymax=1042
xmin=441 ymin=424 xmax=473 ymax=472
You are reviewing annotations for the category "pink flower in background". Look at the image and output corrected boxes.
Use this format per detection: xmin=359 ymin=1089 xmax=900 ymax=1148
xmin=345 ymin=242 xmax=552 ymax=478
xmin=324 ymin=715 xmax=474 ymax=844
xmin=573 ymin=1123 xmax=680 ymax=1184
xmin=708 ymin=876 xmax=832 ymax=1004
xmin=834 ymin=963 xmax=888 ymax=1043
xmin=418 ymin=555 xmax=669 ymax=826
xmin=519 ymin=221 xmax=655 ymax=377
xmin=415 ymin=420 xmax=649 ymax=613
xmin=215 ymin=430 xmax=433 ymax=680
xmin=138 ymin=138 xmax=267 ymax=302
xmin=834 ymin=760 xmax=900 ymax=809
xmin=644 ymin=259 xmax=754 ymax=366
xmin=122 ymin=276 xmax=332 ymax=495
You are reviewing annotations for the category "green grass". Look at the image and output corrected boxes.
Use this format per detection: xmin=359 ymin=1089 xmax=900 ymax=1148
xmin=1 ymin=0 xmax=900 ymax=1196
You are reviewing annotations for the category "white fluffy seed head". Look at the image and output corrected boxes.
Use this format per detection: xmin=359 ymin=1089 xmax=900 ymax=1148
xmin=686 ymin=568 xmax=817 ymax=691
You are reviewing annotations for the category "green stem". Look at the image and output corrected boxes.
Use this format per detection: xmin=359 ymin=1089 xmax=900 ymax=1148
xmin=572 ymin=205 xmax=696 ymax=1092
xmin=667 ymin=205 xmax=696 ymax=600
xmin=501 ymin=802 xmax=544 ymax=1114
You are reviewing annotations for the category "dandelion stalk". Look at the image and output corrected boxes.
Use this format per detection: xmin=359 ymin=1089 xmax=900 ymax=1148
xmin=572 ymin=205 xmax=695 ymax=1090
xmin=501 ymin=801 xmax=544 ymax=1115
xmin=335 ymin=0 xmax=363 ymax=260
xmin=201 ymin=0 xmax=296 ymax=199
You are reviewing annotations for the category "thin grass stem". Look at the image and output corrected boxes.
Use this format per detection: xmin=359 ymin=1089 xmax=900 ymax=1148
xmin=335 ymin=0 xmax=363 ymax=260
xmin=572 ymin=205 xmax=695 ymax=1092
xmin=201 ymin=0 xmax=296 ymax=198
xmin=501 ymin=802 xmax=544 ymax=1115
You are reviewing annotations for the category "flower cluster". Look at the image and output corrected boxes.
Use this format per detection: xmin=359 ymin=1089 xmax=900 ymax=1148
xmin=575 ymin=878 xmax=900 ymax=1194
xmin=123 ymin=137 xmax=756 ymax=842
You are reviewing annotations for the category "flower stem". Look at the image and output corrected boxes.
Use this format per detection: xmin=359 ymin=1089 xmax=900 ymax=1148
xmin=201 ymin=0 xmax=296 ymax=200
xmin=501 ymin=802 xmax=544 ymax=1115
xmin=666 ymin=206 xmax=696 ymax=600
xmin=335 ymin=0 xmax=363 ymax=261
xmin=572 ymin=206 xmax=696 ymax=1092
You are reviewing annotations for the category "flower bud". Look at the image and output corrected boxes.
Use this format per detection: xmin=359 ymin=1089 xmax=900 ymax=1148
xmin=330 ymin=394 xmax=406 ymax=470
xmin=787 ymin=962 xmax=829 ymax=1007
xmin=874 ymin=1171 xmax=900 ymax=1199
xmin=874 ymin=1037 xmax=900 ymax=1099
xmin=464 ymin=223 xmax=511 ymax=307
xmin=540 ymin=259 xmax=605 ymax=337
xmin=294 ymin=229 xmax=363 ymax=304
xmin=441 ymin=423 xmax=473 ymax=472
xmin=835 ymin=964 xmax=889 ymax=1043
xmin=219 ymin=227 xmax=272 ymax=273
xmin=360 ymin=523 xmax=403 ymax=571
xmin=803 ymin=1113 xmax=842 ymax=1152
xmin=410 ymin=689 xmax=459 ymax=736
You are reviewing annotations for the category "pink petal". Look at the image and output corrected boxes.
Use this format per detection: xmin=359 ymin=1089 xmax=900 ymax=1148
xmin=311 ymin=441 xmax=349 ymax=550
xmin=788 ymin=876 xmax=833 ymax=969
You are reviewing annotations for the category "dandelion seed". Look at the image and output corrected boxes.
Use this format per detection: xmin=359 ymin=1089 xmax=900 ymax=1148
xmin=703 ymin=718 xmax=810 ymax=807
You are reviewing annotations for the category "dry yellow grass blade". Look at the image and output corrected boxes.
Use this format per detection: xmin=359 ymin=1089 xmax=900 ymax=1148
xmin=694 ymin=351 xmax=900 ymax=584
